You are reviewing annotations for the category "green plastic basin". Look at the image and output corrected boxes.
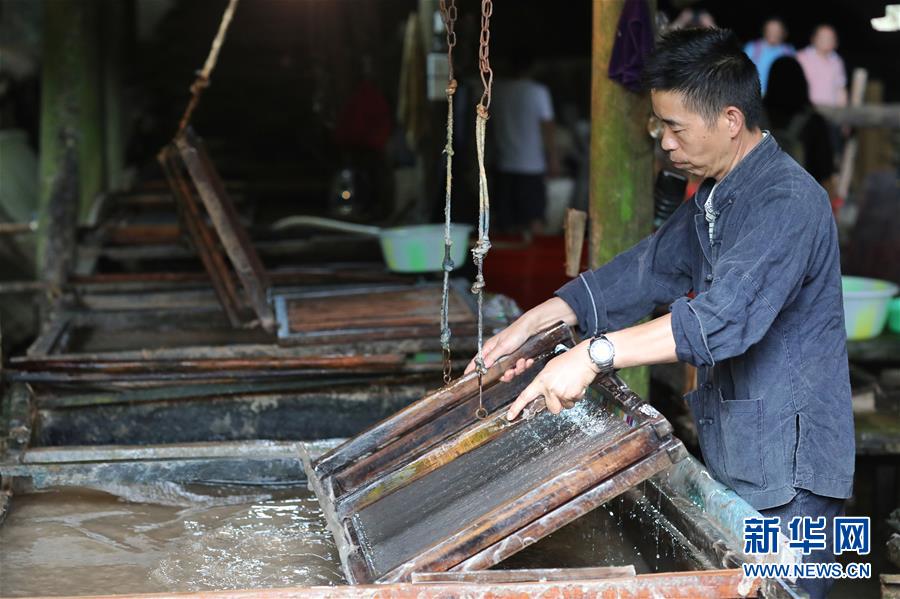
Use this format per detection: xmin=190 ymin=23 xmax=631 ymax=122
xmin=841 ymin=276 xmax=899 ymax=340
xmin=378 ymin=224 xmax=473 ymax=273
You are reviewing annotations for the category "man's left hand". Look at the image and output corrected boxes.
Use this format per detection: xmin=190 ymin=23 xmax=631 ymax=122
xmin=505 ymin=339 xmax=599 ymax=421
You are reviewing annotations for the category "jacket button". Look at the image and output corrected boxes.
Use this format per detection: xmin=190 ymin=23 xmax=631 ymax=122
xmin=705 ymin=274 xmax=713 ymax=282
xmin=703 ymin=382 xmax=713 ymax=390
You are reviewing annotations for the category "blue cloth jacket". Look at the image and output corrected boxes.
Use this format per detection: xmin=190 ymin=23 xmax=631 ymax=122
xmin=556 ymin=134 xmax=854 ymax=510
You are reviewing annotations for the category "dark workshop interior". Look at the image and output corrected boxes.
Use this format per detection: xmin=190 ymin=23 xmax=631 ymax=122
xmin=0 ymin=1 xmax=898 ymax=597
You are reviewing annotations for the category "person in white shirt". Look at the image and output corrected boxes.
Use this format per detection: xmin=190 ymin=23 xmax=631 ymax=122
xmin=489 ymin=54 xmax=560 ymax=234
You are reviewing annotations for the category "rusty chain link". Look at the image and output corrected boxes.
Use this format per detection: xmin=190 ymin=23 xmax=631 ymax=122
xmin=477 ymin=0 xmax=493 ymax=110
xmin=439 ymin=0 xmax=457 ymax=82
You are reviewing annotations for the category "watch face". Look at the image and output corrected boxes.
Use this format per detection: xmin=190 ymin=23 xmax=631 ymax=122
xmin=590 ymin=338 xmax=614 ymax=365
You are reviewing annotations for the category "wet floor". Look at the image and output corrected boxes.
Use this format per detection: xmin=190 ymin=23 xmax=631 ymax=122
xmin=0 ymin=485 xmax=344 ymax=597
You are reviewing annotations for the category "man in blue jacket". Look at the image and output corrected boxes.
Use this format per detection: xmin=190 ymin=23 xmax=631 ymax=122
xmin=467 ymin=28 xmax=853 ymax=599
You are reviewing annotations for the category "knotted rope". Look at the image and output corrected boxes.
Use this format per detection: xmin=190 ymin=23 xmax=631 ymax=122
xmin=176 ymin=0 xmax=240 ymax=137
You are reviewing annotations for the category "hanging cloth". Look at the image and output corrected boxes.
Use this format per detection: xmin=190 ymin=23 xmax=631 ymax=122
xmin=607 ymin=0 xmax=654 ymax=93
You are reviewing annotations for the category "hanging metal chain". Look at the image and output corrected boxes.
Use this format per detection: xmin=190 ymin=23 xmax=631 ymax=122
xmin=472 ymin=0 xmax=494 ymax=419
xmin=439 ymin=0 xmax=457 ymax=81
xmin=176 ymin=0 xmax=240 ymax=137
xmin=439 ymin=0 xmax=458 ymax=385
xmin=477 ymin=0 xmax=493 ymax=109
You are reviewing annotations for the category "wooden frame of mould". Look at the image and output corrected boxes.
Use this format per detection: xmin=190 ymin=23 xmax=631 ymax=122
xmin=302 ymin=322 xmax=688 ymax=584
xmin=7 ymin=281 xmax=488 ymax=385
xmin=272 ymin=278 xmax=480 ymax=344
xmin=157 ymin=128 xmax=490 ymax=347
xmin=7 ymin=308 xmax=458 ymax=386
xmin=159 ymin=128 xmax=273 ymax=330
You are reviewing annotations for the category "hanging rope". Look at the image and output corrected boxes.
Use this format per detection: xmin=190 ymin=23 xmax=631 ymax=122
xmin=473 ymin=0 xmax=493 ymax=419
xmin=176 ymin=0 xmax=240 ymax=137
xmin=438 ymin=0 xmax=458 ymax=385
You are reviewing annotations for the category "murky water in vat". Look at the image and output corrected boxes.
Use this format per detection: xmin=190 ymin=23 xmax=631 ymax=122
xmin=0 ymin=485 xmax=344 ymax=597
xmin=498 ymin=494 xmax=695 ymax=574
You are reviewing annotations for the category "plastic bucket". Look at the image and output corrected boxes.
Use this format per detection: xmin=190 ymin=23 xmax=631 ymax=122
xmin=841 ymin=276 xmax=899 ymax=340
xmin=378 ymin=224 xmax=473 ymax=273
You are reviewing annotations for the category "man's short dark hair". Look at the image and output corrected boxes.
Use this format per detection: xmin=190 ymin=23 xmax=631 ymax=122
xmin=643 ymin=28 xmax=762 ymax=130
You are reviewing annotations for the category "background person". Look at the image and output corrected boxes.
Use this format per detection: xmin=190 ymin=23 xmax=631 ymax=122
xmin=744 ymin=17 xmax=795 ymax=95
xmin=489 ymin=52 xmax=560 ymax=235
xmin=763 ymin=56 xmax=836 ymax=194
xmin=796 ymin=24 xmax=848 ymax=108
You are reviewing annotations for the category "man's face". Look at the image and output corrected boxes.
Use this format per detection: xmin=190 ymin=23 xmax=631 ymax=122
xmin=763 ymin=20 xmax=786 ymax=45
xmin=812 ymin=26 xmax=837 ymax=53
xmin=651 ymin=90 xmax=733 ymax=180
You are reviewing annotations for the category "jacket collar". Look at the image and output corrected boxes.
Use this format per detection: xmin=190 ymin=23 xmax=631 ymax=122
xmin=693 ymin=131 xmax=777 ymax=211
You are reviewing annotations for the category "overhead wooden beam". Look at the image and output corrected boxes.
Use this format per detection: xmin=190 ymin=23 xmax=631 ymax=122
xmin=590 ymin=0 xmax=655 ymax=397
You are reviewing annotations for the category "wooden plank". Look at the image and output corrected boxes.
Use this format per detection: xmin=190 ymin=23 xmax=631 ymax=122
xmin=44 ymin=569 xmax=756 ymax=598
xmin=10 ymin=354 xmax=407 ymax=374
xmin=1 ymin=457 xmax=307 ymax=491
xmin=279 ymin=323 xmax=484 ymax=346
xmin=286 ymin=287 xmax=474 ymax=333
xmin=19 ymin=440 xmax=306 ymax=463
xmin=817 ymin=103 xmax=900 ymax=128
xmin=105 ymin=223 xmax=181 ymax=245
xmin=411 ymin=565 xmax=636 ymax=583
xmin=175 ymin=129 xmax=276 ymax=332
xmin=25 ymin=316 xmax=72 ymax=357
xmin=14 ymin=339 xmax=472 ymax=365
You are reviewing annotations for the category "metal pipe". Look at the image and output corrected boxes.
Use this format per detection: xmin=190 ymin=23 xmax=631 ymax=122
xmin=0 ymin=221 xmax=37 ymax=235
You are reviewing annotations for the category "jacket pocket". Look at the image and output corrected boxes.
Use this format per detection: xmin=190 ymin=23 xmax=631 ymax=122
xmin=719 ymin=392 xmax=767 ymax=490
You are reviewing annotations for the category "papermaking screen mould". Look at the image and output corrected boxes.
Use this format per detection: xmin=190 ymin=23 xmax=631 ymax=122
xmin=301 ymin=322 xmax=688 ymax=584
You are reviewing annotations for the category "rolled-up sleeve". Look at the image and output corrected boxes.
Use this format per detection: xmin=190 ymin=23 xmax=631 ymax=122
xmin=671 ymin=188 xmax=830 ymax=367
xmin=555 ymin=199 xmax=694 ymax=337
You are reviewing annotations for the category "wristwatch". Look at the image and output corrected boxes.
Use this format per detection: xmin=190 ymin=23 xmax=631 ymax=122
xmin=587 ymin=335 xmax=616 ymax=374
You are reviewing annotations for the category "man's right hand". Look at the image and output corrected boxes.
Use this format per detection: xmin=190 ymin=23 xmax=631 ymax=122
xmin=463 ymin=297 xmax=578 ymax=381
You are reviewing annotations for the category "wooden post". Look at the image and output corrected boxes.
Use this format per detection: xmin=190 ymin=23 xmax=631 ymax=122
xmin=564 ymin=208 xmax=588 ymax=277
xmin=837 ymin=68 xmax=868 ymax=200
xmin=590 ymin=0 xmax=655 ymax=397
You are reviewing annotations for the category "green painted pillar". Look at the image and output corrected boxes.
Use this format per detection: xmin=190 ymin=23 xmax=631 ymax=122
xmin=78 ymin=0 xmax=105 ymax=221
xmin=590 ymin=0 xmax=655 ymax=397
xmin=38 ymin=0 xmax=107 ymax=287
xmin=102 ymin=0 xmax=134 ymax=194
xmin=38 ymin=0 xmax=81 ymax=285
